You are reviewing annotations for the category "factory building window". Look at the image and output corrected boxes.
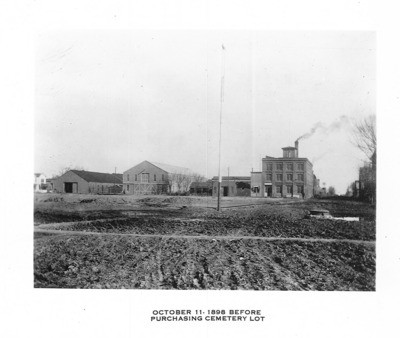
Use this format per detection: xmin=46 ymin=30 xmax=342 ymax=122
xmin=127 ymin=174 xmax=130 ymax=182
xmin=154 ymin=174 xmax=156 ymax=181
xmin=266 ymin=163 xmax=272 ymax=171
xmin=135 ymin=174 xmax=137 ymax=181
xmin=127 ymin=184 xmax=129 ymax=192
xmin=276 ymin=163 xmax=283 ymax=170
xmin=266 ymin=173 xmax=272 ymax=181
xmin=286 ymin=185 xmax=293 ymax=194
xmin=287 ymin=163 xmax=293 ymax=171
xmin=297 ymin=174 xmax=304 ymax=181
xmin=296 ymin=185 xmax=304 ymax=194
xmin=141 ymin=174 xmax=149 ymax=183
xmin=297 ymin=163 xmax=304 ymax=171
xmin=276 ymin=174 xmax=283 ymax=181
xmin=276 ymin=185 xmax=282 ymax=193
xmin=287 ymin=174 xmax=293 ymax=181
xmin=162 ymin=174 xmax=165 ymax=181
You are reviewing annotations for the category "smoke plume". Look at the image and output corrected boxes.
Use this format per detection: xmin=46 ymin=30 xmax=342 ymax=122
xmin=311 ymin=151 xmax=330 ymax=164
xmin=296 ymin=115 xmax=350 ymax=142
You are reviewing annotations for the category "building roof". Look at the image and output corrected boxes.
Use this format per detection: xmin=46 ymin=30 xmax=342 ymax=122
xmin=149 ymin=161 xmax=193 ymax=175
xmin=70 ymin=170 xmax=123 ymax=184
xmin=190 ymin=181 xmax=213 ymax=189
xmin=34 ymin=173 xmax=44 ymax=177
xmin=282 ymin=146 xmax=297 ymax=150
xmin=263 ymin=156 xmax=312 ymax=162
xmin=211 ymin=176 xmax=250 ymax=181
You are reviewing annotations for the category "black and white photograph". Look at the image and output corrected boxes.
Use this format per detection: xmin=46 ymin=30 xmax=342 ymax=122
xmin=34 ymin=30 xmax=376 ymax=291
xmin=2 ymin=1 xmax=400 ymax=338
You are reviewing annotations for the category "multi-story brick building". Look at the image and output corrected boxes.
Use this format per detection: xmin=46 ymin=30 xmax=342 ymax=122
xmin=251 ymin=141 xmax=315 ymax=198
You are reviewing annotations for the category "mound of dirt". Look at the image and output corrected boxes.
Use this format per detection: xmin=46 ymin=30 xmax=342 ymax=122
xmin=80 ymin=199 xmax=97 ymax=204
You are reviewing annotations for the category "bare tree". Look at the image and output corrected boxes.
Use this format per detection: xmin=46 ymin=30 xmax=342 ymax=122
xmin=352 ymin=115 xmax=376 ymax=160
xmin=191 ymin=173 xmax=207 ymax=183
xmin=167 ymin=173 xmax=175 ymax=193
xmin=345 ymin=182 xmax=357 ymax=197
xmin=352 ymin=115 xmax=376 ymax=203
xmin=182 ymin=174 xmax=193 ymax=193
xmin=168 ymin=172 xmax=188 ymax=194
xmin=55 ymin=166 xmax=85 ymax=178
xmin=168 ymin=172 xmax=202 ymax=194
xmin=174 ymin=173 xmax=187 ymax=193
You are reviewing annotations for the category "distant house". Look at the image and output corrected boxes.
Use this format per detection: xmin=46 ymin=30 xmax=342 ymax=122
xmin=34 ymin=173 xmax=46 ymax=192
xmin=53 ymin=170 xmax=123 ymax=194
xmin=46 ymin=178 xmax=55 ymax=192
xmin=189 ymin=180 xmax=213 ymax=196
xmin=123 ymin=160 xmax=194 ymax=195
xmin=211 ymin=176 xmax=251 ymax=197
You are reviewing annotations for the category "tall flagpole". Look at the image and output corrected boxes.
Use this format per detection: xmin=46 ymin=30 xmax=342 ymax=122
xmin=217 ymin=44 xmax=226 ymax=211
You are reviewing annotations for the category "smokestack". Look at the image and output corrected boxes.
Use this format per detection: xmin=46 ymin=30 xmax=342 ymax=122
xmin=295 ymin=140 xmax=299 ymax=157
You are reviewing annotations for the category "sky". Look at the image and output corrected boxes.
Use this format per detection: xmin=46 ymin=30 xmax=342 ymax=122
xmin=35 ymin=30 xmax=375 ymax=194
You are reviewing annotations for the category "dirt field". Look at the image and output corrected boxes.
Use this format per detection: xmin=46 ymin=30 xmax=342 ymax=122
xmin=34 ymin=194 xmax=375 ymax=290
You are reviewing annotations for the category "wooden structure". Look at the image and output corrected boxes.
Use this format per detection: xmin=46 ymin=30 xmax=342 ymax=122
xmin=211 ymin=176 xmax=251 ymax=197
xmin=53 ymin=170 xmax=123 ymax=194
xmin=123 ymin=161 xmax=193 ymax=195
xmin=189 ymin=181 xmax=213 ymax=196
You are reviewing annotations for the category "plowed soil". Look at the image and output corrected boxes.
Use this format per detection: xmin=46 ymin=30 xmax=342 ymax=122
xmin=34 ymin=195 xmax=375 ymax=290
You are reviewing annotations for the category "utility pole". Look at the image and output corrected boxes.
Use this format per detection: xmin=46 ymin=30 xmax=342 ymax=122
xmin=227 ymin=166 xmax=230 ymax=197
xmin=217 ymin=44 xmax=226 ymax=211
xmin=114 ymin=167 xmax=117 ymax=194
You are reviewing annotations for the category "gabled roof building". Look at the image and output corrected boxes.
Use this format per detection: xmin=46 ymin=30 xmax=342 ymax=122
xmin=53 ymin=170 xmax=123 ymax=194
xmin=123 ymin=160 xmax=194 ymax=195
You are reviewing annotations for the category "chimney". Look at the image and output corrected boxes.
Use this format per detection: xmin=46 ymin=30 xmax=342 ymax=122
xmin=295 ymin=140 xmax=299 ymax=157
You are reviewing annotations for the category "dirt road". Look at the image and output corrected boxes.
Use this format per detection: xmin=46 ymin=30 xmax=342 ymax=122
xmin=34 ymin=228 xmax=375 ymax=246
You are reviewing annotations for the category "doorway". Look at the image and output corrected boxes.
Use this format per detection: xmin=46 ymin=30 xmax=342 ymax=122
xmin=64 ymin=182 xmax=73 ymax=193
xmin=223 ymin=186 xmax=228 ymax=196
xmin=264 ymin=184 xmax=272 ymax=197
xmin=64 ymin=182 xmax=78 ymax=193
